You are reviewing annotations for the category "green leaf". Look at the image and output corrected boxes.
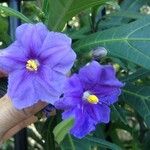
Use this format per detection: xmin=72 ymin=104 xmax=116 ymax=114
xmin=112 ymin=105 xmax=128 ymax=125
xmin=74 ymin=17 xmax=150 ymax=70
xmin=53 ymin=118 xmax=74 ymax=144
xmin=106 ymin=1 xmax=120 ymax=10
xmin=48 ymin=0 xmax=114 ymax=31
xmin=45 ymin=117 xmax=56 ymax=150
xmin=99 ymin=0 xmax=149 ymax=30
xmin=109 ymin=11 xmax=144 ymax=19
xmin=34 ymin=117 xmax=56 ymax=150
xmin=120 ymin=0 xmax=150 ymax=12
xmin=42 ymin=0 xmax=49 ymax=16
xmin=0 ymin=16 xmax=10 ymax=46
xmin=82 ymin=136 xmax=122 ymax=150
xmin=61 ymin=134 xmax=76 ymax=150
xmin=67 ymin=26 xmax=90 ymax=40
xmin=121 ymin=68 xmax=150 ymax=82
xmin=123 ymin=84 xmax=150 ymax=126
xmin=0 ymin=5 xmax=32 ymax=23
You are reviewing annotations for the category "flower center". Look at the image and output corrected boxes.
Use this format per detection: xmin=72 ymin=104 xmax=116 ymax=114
xmin=26 ymin=59 xmax=39 ymax=71
xmin=83 ymin=91 xmax=99 ymax=104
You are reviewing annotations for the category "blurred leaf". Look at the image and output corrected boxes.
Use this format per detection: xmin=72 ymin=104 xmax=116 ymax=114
xmin=67 ymin=26 xmax=90 ymax=40
xmin=0 ymin=5 xmax=32 ymax=23
xmin=0 ymin=16 xmax=10 ymax=46
xmin=121 ymin=68 xmax=150 ymax=82
xmin=34 ymin=117 xmax=56 ymax=150
xmin=73 ymin=137 xmax=91 ymax=150
xmin=123 ymin=84 xmax=150 ymax=127
xmin=120 ymin=0 xmax=150 ymax=12
xmin=45 ymin=117 xmax=56 ymax=150
xmin=109 ymin=11 xmax=144 ymax=19
xmin=22 ymin=2 xmax=43 ymax=22
xmin=74 ymin=16 xmax=150 ymax=70
xmin=48 ymin=0 xmax=115 ymax=31
xmin=42 ymin=0 xmax=49 ymax=15
xmin=143 ymin=131 xmax=150 ymax=150
xmin=112 ymin=104 xmax=128 ymax=125
xmin=83 ymin=136 xmax=122 ymax=150
xmin=53 ymin=118 xmax=74 ymax=144
xmin=61 ymin=134 xmax=76 ymax=150
xmin=106 ymin=1 xmax=120 ymax=10
xmin=98 ymin=0 xmax=150 ymax=32
xmin=0 ymin=16 xmax=7 ymax=31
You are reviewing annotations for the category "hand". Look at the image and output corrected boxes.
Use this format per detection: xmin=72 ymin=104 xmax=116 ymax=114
xmin=0 ymin=95 xmax=47 ymax=144
xmin=0 ymin=71 xmax=47 ymax=144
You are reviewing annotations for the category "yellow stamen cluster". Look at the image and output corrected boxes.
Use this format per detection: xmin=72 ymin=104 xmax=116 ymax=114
xmin=87 ymin=95 xmax=99 ymax=104
xmin=26 ymin=59 xmax=39 ymax=71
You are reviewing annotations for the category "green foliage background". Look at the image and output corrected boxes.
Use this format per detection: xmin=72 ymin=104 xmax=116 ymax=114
xmin=0 ymin=0 xmax=150 ymax=149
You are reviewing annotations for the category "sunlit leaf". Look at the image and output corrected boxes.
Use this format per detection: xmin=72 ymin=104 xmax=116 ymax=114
xmin=83 ymin=136 xmax=122 ymax=150
xmin=123 ymin=84 xmax=150 ymax=126
xmin=74 ymin=17 xmax=150 ymax=70
xmin=0 ymin=5 xmax=32 ymax=23
xmin=53 ymin=118 xmax=74 ymax=144
xmin=48 ymin=0 xmax=116 ymax=31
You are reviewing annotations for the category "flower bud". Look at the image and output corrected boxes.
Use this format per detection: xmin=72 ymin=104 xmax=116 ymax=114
xmin=140 ymin=5 xmax=150 ymax=15
xmin=91 ymin=47 xmax=107 ymax=59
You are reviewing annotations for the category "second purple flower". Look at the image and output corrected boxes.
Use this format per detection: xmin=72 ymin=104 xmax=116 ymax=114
xmin=55 ymin=61 xmax=123 ymax=138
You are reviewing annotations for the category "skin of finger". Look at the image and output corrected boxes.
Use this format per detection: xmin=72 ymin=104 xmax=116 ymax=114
xmin=1 ymin=109 xmax=57 ymax=144
xmin=0 ymin=115 xmax=37 ymax=144
xmin=0 ymin=95 xmax=47 ymax=142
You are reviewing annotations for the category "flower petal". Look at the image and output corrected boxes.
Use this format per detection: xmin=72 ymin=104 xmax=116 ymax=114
xmin=35 ymin=80 xmax=61 ymax=105
xmin=100 ymin=89 xmax=122 ymax=105
xmin=64 ymin=74 xmax=83 ymax=97
xmin=8 ymin=70 xmax=38 ymax=109
xmin=52 ymin=50 xmax=76 ymax=74
xmin=55 ymin=97 xmax=81 ymax=110
xmin=35 ymin=65 xmax=66 ymax=104
xmin=0 ymin=41 xmax=27 ymax=73
xmin=86 ymin=104 xmax=110 ymax=123
xmin=91 ymin=84 xmax=121 ymax=97
xmin=78 ymin=61 xmax=102 ymax=90
xmin=99 ymin=65 xmax=123 ymax=86
xmin=39 ymin=32 xmax=76 ymax=73
xmin=70 ymin=108 xmax=96 ymax=138
xmin=79 ymin=61 xmax=123 ymax=90
xmin=55 ymin=74 xmax=83 ymax=109
xmin=16 ymin=23 xmax=48 ymax=56
xmin=40 ymin=32 xmax=72 ymax=50
xmin=62 ymin=108 xmax=75 ymax=119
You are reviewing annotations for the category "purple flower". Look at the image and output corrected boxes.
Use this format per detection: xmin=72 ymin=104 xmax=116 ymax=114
xmin=0 ymin=23 xmax=76 ymax=109
xmin=55 ymin=61 xmax=123 ymax=138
